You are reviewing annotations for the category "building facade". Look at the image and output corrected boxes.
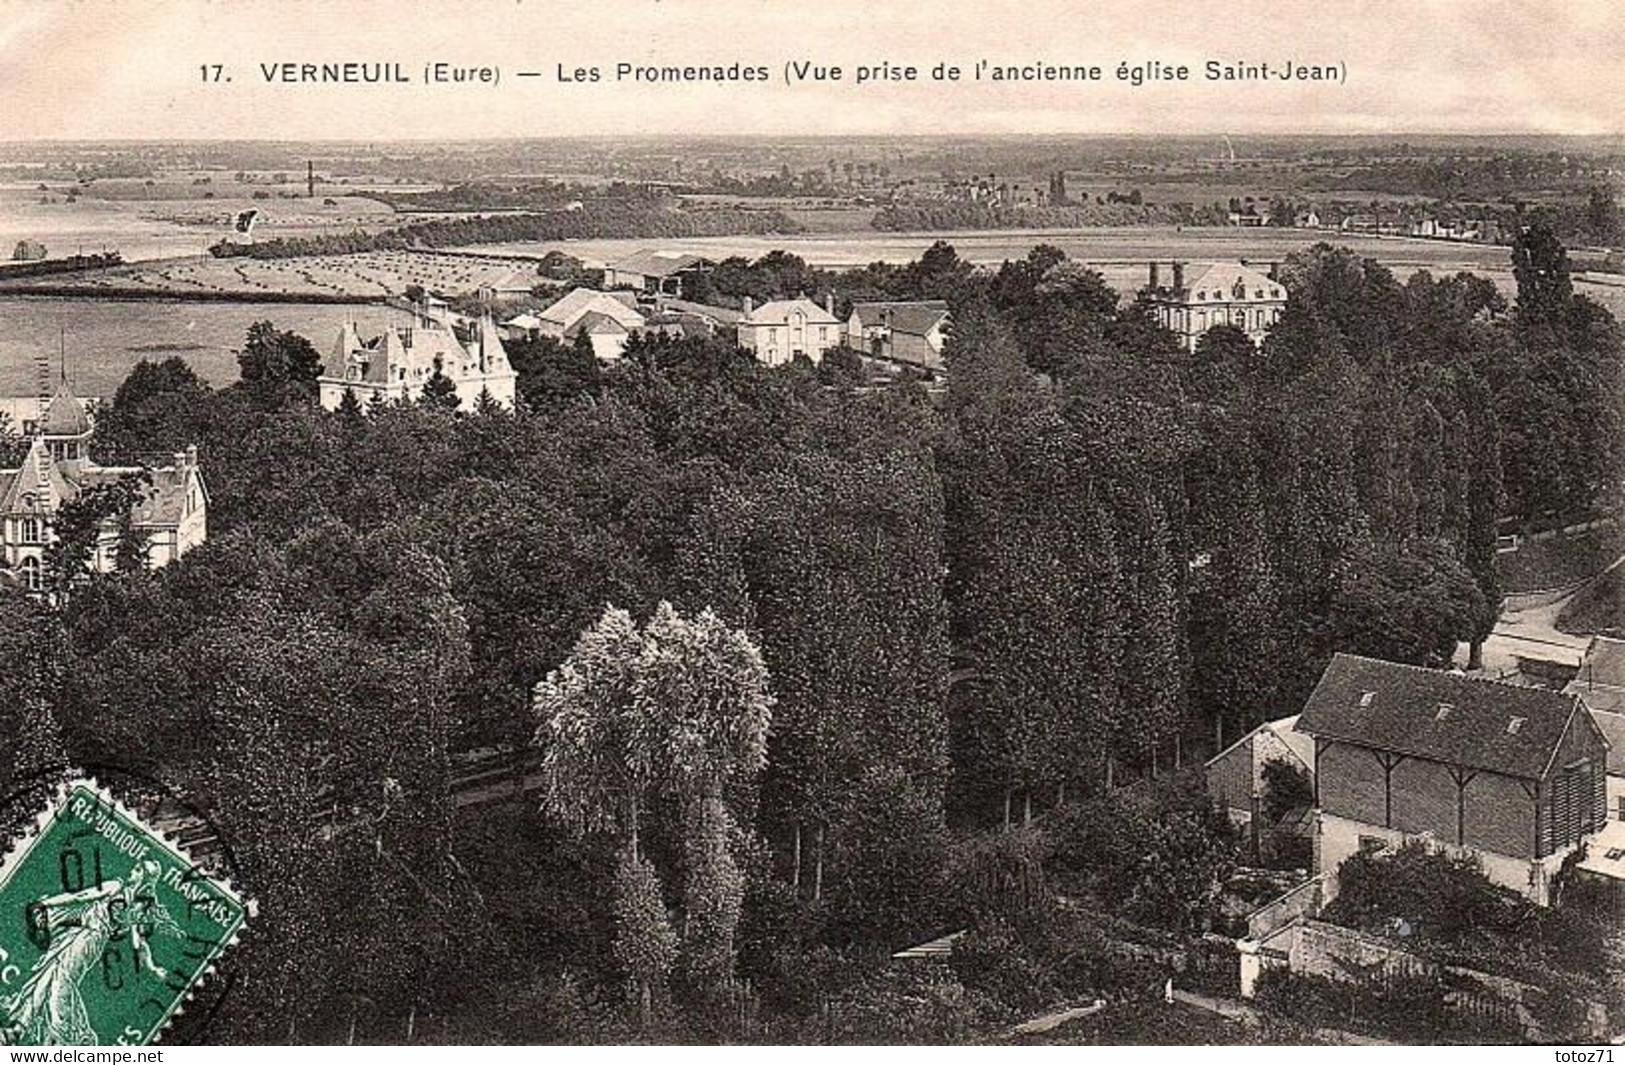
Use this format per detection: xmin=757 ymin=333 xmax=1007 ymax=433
xmin=603 ymin=250 xmax=713 ymax=298
xmin=1206 ymin=713 xmax=1316 ymax=825
xmin=1143 ymin=261 xmax=1287 ymax=353
xmin=0 ymin=386 xmax=207 ymax=591
xmin=847 ymin=301 xmax=951 ymax=372
xmin=1298 ymin=654 xmax=1609 ymax=905
xmin=736 ymin=296 xmax=843 ymax=366
xmin=317 ymin=303 xmax=517 ymax=412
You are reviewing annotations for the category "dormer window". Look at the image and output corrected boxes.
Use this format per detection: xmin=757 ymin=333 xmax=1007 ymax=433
xmin=1357 ymin=691 xmax=1375 ymax=709
xmin=1435 ymin=703 xmax=1453 ymax=721
xmin=1507 ymin=717 xmax=1526 ymax=735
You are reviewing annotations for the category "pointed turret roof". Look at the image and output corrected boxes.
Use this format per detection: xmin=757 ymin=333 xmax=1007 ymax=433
xmin=0 ymin=437 xmax=76 ymax=512
xmin=40 ymin=384 xmax=91 ymax=439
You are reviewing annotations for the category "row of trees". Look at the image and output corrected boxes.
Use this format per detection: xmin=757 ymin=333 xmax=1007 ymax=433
xmin=871 ymin=200 xmax=1217 ymax=232
xmin=208 ymin=203 xmax=803 ymax=260
xmin=8 ymin=224 xmax=1619 ymax=1040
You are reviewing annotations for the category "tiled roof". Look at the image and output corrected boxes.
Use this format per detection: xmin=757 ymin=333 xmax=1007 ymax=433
xmin=1180 ymin=262 xmax=1285 ymax=304
xmin=565 ymin=310 xmax=630 ymax=337
xmin=486 ymin=266 xmax=540 ymax=293
xmin=81 ymin=465 xmax=195 ymax=528
xmin=1574 ymin=686 xmax=1625 ymax=715
xmin=0 ymin=438 xmax=74 ymax=512
xmin=1562 ymin=637 xmax=1625 ymax=716
xmin=850 ymin=301 xmax=950 ymax=337
xmin=0 ymin=447 xmax=198 ymax=529
xmin=41 ymin=386 xmax=92 ymax=437
xmin=660 ymin=298 xmax=742 ymax=325
xmin=537 ymin=288 xmax=645 ymax=331
xmin=742 ymin=298 xmax=841 ymax=327
xmin=1588 ymin=708 xmax=1625 ymax=775
xmin=606 ymin=249 xmax=711 ymax=278
xmin=1296 ymin=653 xmax=1583 ymax=780
xmin=1574 ymin=637 xmax=1625 ymax=689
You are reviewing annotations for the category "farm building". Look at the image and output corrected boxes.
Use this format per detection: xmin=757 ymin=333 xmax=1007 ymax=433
xmin=1297 ymin=654 xmax=1609 ymax=905
xmin=603 ymin=249 xmax=714 ymax=298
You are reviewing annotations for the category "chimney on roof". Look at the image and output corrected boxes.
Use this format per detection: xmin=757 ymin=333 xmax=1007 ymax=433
xmin=1268 ymin=261 xmax=1280 ymax=281
xmin=824 ymin=292 xmax=835 ymax=316
xmin=185 ymin=444 xmax=198 ymax=468
xmin=172 ymin=450 xmax=186 ymax=470
xmin=741 ymin=295 xmax=754 ymax=317
xmin=1148 ymin=262 xmax=1160 ymax=290
xmin=1172 ymin=262 xmax=1185 ymax=292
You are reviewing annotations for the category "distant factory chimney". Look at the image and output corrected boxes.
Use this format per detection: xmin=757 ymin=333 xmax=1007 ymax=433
xmin=307 ymin=161 xmax=315 ymax=198
xmin=1148 ymin=262 xmax=1161 ymax=290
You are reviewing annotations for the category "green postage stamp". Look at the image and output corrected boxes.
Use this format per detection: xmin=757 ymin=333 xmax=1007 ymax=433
xmin=0 ymin=779 xmax=249 ymax=1046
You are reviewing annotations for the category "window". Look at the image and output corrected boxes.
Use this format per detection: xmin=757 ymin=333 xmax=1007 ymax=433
xmin=1435 ymin=703 xmax=1453 ymax=721
xmin=20 ymin=517 xmax=41 ymax=544
xmin=1357 ymin=691 xmax=1375 ymax=709
xmin=1507 ymin=717 xmax=1525 ymax=735
xmin=20 ymin=557 xmax=39 ymax=592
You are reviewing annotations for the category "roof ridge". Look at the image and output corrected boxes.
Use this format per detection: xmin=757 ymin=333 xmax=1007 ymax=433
xmin=1331 ymin=651 xmax=1574 ymax=700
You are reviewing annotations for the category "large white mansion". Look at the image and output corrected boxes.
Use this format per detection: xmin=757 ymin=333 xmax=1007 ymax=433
xmin=317 ymin=303 xmax=517 ymax=412
xmin=1142 ymin=261 xmax=1288 ymax=352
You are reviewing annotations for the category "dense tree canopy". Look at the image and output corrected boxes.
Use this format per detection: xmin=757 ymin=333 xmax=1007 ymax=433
xmin=31 ymin=228 xmax=1622 ymax=1041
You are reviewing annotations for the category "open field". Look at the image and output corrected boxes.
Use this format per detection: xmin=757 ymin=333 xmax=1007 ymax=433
xmin=0 ymin=297 xmax=416 ymax=396
xmin=460 ymin=226 xmax=1518 ymax=271
xmin=0 ymin=181 xmax=401 ymax=264
xmin=0 ymin=250 xmax=547 ymax=301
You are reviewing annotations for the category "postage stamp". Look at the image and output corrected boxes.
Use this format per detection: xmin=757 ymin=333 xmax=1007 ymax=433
xmin=0 ymin=779 xmax=249 ymax=1046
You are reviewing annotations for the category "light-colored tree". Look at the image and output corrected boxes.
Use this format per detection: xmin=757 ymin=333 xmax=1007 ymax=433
xmin=534 ymin=601 xmax=772 ymax=1013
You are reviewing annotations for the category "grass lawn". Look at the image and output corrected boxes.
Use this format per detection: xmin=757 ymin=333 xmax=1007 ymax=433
xmin=1498 ymin=525 xmax=1625 ymax=595
xmin=1557 ymin=563 xmax=1625 ymax=635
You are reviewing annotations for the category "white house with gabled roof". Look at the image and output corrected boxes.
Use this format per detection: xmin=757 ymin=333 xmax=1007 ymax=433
xmin=736 ymin=295 xmax=843 ymax=367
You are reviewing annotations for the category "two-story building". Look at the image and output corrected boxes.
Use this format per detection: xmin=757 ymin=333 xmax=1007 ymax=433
xmin=1297 ymin=654 xmax=1608 ymax=905
xmin=847 ymin=301 xmax=951 ymax=373
xmin=736 ymin=296 xmax=843 ymax=367
xmin=0 ymin=385 xmax=206 ymax=591
xmin=1142 ymin=261 xmax=1286 ymax=352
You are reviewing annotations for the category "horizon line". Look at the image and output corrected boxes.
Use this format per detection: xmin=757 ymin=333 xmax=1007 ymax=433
xmin=2 ymin=131 xmax=1623 ymax=147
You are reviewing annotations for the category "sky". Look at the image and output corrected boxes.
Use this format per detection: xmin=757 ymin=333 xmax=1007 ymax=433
xmin=0 ymin=0 xmax=1621 ymax=140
